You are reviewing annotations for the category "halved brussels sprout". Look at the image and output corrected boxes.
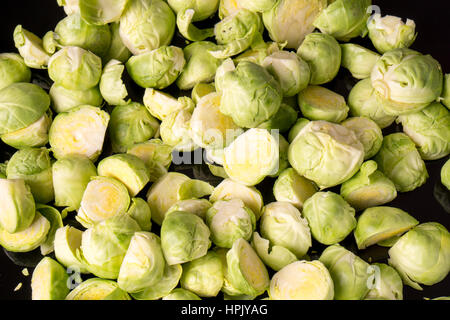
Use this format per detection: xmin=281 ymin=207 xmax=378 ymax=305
xmin=191 ymin=82 xmax=216 ymax=104
xmin=104 ymin=23 xmax=132 ymax=64
xmin=176 ymin=9 xmax=214 ymax=42
xmin=257 ymin=103 xmax=298 ymax=133
xmin=442 ymin=159 xmax=450 ymax=190
xmin=99 ymin=60 xmax=130 ymax=106
xmin=168 ymin=0 xmax=219 ymax=21
xmin=288 ymin=118 xmax=310 ymax=143
xmin=54 ymin=225 xmax=89 ymax=273
xmin=269 ymin=260 xmax=334 ymax=300
xmin=341 ymin=44 xmax=380 ymax=79
xmin=31 ymin=257 xmax=69 ymax=300
xmin=273 ymin=168 xmax=317 ymax=210
xmin=160 ymin=109 xmax=197 ymax=152
xmin=13 ymin=25 xmax=50 ymax=69
xmin=36 ymin=204 xmax=63 ymax=256
xmin=79 ymin=0 xmax=129 ymax=25
xmin=163 ymin=288 xmax=201 ymax=300
xmin=166 ymin=199 xmax=212 ymax=221
xmin=251 ymin=232 xmax=297 ymax=272
xmin=66 ymin=278 xmax=130 ymax=300
xmin=143 ymin=88 xmax=195 ymax=121
xmin=50 ymin=84 xmax=103 ymax=113
xmin=131 ymin=264 xmax=182 ymax=300
xmin=365 ymin=263 xmax=403 ymax=300
xmin=341 ymin=117 xmax=383 ymax=160
xmin=126 ymin=198 xmax=152 ymax=231
xmin=0 ymin=53 xmax=31 ymax=90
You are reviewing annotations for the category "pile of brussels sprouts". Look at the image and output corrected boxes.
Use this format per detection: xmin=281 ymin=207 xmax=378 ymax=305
xmin=0 ymin=0 xmax=449 ymax=301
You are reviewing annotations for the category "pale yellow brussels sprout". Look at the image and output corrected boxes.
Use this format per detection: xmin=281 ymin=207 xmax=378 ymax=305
xmin=341 ymin=117 xmax=383 ymax=160
xmin=257 ymin=103 xmax=298 ymax=133
xmin=160 ymin=109 xmax=197 ymax=152
xmin=50 ymin=84 xmax=103 ymax=113
xmin=13 ymin=25 xmax=51 ymax=69
xmin=288 ymin=121 xmax=364 ymax=189
xmin=57 ymin=0 xmax=80 ymax=15
xmin=340 ymin=161 xmax=397 ymax=211
xmin=388 ymin=222 xmax=450 ymax=290
xmin=442 ymin=159 xmax=450 ymax=190
xmin=341 ymin=44 xmax=380 ymax=79
xmin=104 ymin=23 xmax=132 ymax=64
xmin=251 ymin=232 xmax=297 ymax=272
xmin=298 ymin=86 xmax=349 ymax=123
xmin=163 ymin=288 xmax=201 ymax=300
xmin=99 ymin=60 xmax=130 ymax=106
xmin=143 ymin=88 xmax=195 ymax=121
xmin=191 ymin=82 xmax=216 ymax=104
xmin=54 ymin=225 xmax=89 ymax=273
xmin=354 ymin=206 xmax=419 ymax=250
xmin=31 ymin=257 xmax=69 ymax=300
xmin=0 ymin=53 xmax=31 ymax=90
xmin=269 ymin=260 xmax=334 ymax=300
xmin=35 ymin=204 xmax=63 ymax=256
xmin=176 ymin=9 xmax=214 ymax=42
xmin=368 ymin=14 xmax=417 ymax=54
xmin=66 ymin=278 xmax=130 ymax=300
xmin=79 ymin=0 xmax=129 ymax=25
xmin=288 ymin=118 xmax=310 ymax=143
xmin=441 ymin=74 xmax=450 ymax=110
xmin=131 ymin=264 xmax=182 ymax=300
xmin=126 ymin=198 xmax=152 ymax=231
xmin=374 ymin=133 xmax=428 ymax=192
xmin=273 ymin=168 xmax=317 ymax=210
xmin=166 ymin=199 xmax=212 ymax=221
xmin=365 ymin=263 xmax=403 ymax=300
xmin=168 ymin=0 xmax=219 ymax=21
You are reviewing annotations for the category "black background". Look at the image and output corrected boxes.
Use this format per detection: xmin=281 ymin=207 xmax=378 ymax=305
xmin=0 ymin=0 xmax=449 ymax=301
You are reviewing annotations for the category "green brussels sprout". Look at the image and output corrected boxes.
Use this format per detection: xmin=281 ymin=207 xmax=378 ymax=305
xmin=54 ymin=225 xmax=89 ymax=273
xmin=181 ymin=251 xmax=224 ymax=297
xmin=388 ymin=222 xmax=450 ymax=290
xmin=340 ymin=43 xmax=380 ymax=79
xmin=31 ymin=257 xmax=69 ymax=300
xmin=218 ymin=0 xmax=242 ymax=19
xmin=251 ymin=232 xmax=297 ymax=272
xmin=354 ymin=206 xmax=419 ymax=250
xmin=269 ymin=260 xmax=334 ymax=300
xmin=160 ymin=109 xmax=197 ymax=152
xmin=42 ymin=31 xmax=59 ymax=55
xmin=143 ymin=88 xmax=195 ymax=121
xmin=262 ymin=0 xmax=327 ymax=49
xmin=99 ymin=60 xmax=130 ymax=106
xmin=119 ymin=0 xmax=175 ymax=55
xmin=288 ymin=118 xmax=310 ymax=143
xmin=374 ymin=133 xmax=428 ymax=192
xmin=319 ymin=244 xmax=371 ymax=300
xmin=79 ymin=0 xmax=129 ymax=25
xmin=273 ymin=168 xmax=317 ymax=210
xmin=262 ymin=51 xmax=310 ymax=97
xmin=49 ymin=105 xmax=110 ymax=161
xmin=80 ymin=215 xmax=141 ymax=279
xmin=48 ymin=46 xmax=102 ymax=91
xmin=161 ymin=211 xmax=211 ymax=265
xmin=126 ymin=198 xmax=152 ymax=231
xmin=397 ymin=102 xmax=450 ymax=161
xmin=6 ymin=148 xmax=54 ymax=204
xmin=288 ymin=121 xmax=364 ymax=189
xmin=176 ymin=9 xmax=214 ymax=42
xmin=313 ymin=0 xmax=371 ymax=42
xmin=368 ymin=14 xmax=417 ymax=54
xmin=0 ymin=53 xmax=31 ymax=90
xmin=303 ymin=192 xmax=356 ymax=245
xmin=208 ymin=164 xmax=228 ymax=179
xmin=340 ymin=161 xmax=397 ymax=211
xmin=191 ymin=82 xmax=216 ymax=104
xmin=163 ymin=288 xmax=201 ymax=300
xmin=117 ymin=232 xmax=165 ymax=293
xmin=442 ymin=159 xmax=450 ymax=190
xmin=13 ymin=25 xmax=51 ymax=69
xmin=50 ymin=84 xmax=103 ymax=113
xmin=441 ymin=74 xmax=450 ymax=110
xmin=365 ymin=263 xmax=403 ymax=300
xmin=257 ymin=103 xmax=298 ymax=133
xmin=176 ymin=179 xmax=214 ymax=200
xmin=104 ymin=23 xmax=132 ymax=64
xmin=297 ymin=32 xmax=341 ymax=85
xmin=377 ymin=235 xmax=401 ymax=248
xmin=298 ymin=86 xmax=349 ymax=123
xmin=168 ymin=0 xmax=219 ymax=21
xmin=371 ymin=48 xmax=443 ymax=115
xmin=126 ymin=46 xmax=185 ymax=89
xmin=66 ymin=278 xmax=131 ymax=300
xmin=341 ymin=117 xmax=383 ymax=160
xmin=57 ymin=0 xmax=80 ymax=15
xmin=166 ymin=199 xmax=211 ymax=221
xmin=233 ymin=41 xmax=282 ymax=66
xmin=348 ymin=78 xmax=396 ymax=129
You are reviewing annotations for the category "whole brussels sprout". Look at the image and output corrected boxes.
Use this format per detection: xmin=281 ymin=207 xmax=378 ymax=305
xmin=79 ymin=0 xmax=129 ymax=25
xmin=103 ymin=23 xmax=132 ymax=64
xmin=31 ymin=257 xmax=69 ymax=300
xmin=66 ymin=278 xmax=130 ymax=300
xmin=50 ymin=84 xmax=103 ymax=113
xmin=365 ymin=263 xmax=403 ymax=300
xmin=13 ymin=25 xmax=51 ymax=69
xmin=0 ymin=53 xmax=31 ymax=90
xmin=168 ymin=0 xmax=219 ymax=21
xmin=442 ymin=159 xmax=450 ymax=190
xmin=340 ymin=44 xmax=380 ymax=80
xmin=131 ymin=264 xmax=182 ymax=300
xmin=341 ymin=117 xmax=383 ymax=160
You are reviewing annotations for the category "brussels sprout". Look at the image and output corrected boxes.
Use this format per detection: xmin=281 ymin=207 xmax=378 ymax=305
xmin=42 ymin=31 xmax=59 ymax=55
xmin=57 ymin=0 xmax=80 ymax=15
xmin=161 ymin=211 xmax=211 ymax=265
xmin=181 ymin=251 xmax=224 ymax=297
xmin=108 ymin=102 xmax=159 ymax=153
xmin=80 ymin=215 xmax=141 ymax=279
xmin=288 ymin=121 xmax=364 ymax=189
xmin=160 ymin=109 xmax=197 ymax=152
xmin=0 ymin=179 xmax=35 ymax=234
xmin=341 ymin=44 xmax=380 ymax=79
xmin=0 ymin=53 xmax=31 ymax=90
xmin=119 ymin=0 xmax=175 ymax=55
xmin=442 ymin=159 xmax=450 ymax=190
xmin=176 ymin=9 xmax=214 ymax=42
xmin=79 ymin=0 xmax=129 ymax=25
xmin=49 ymin=105 xmax=110 ymax=161
xmin=166 ymin=199 xmax=211 ymax=221
xmin=319 ymin=244 xmax=371 ymax=300
xmin=50 ymin=84 xmax=103 ymax=113
xmin=99 ymin=60 xmax=130 ymax=106
xmin=341 ymin=117 xmax=383 ymax=160
xmin=297 ymin=33 xmax=341 ymax=85
xmin=377 ymin=235 xmax=401 ymax=248
xmin=269 ymin=260 xmax=334 ymax=300
xmin=126 ymin=46 xmax=185 ymax=89
xmin=397 ymin=102 xmax=450 ymax=161
xmin=126 ymin=198 xmax=152 ymax=231
xmin=313 ymin=0 xmax=371 ymax=42
xmin=371 ymin=48 xmax=443 ymax=115
xmin=257 ymin=103 xmax=298 ymax=133
xmin=233 ymin=41 xmax=282 ymax=66
xmin=354 ymin=206 xmax=419 ymax=250
xmin=298 ymin=86 xmax=349 ymax=123
xmin=218 ymin=0 xmax=242 ymax=19
xmin=273 ymin=168 xmax=317 ymax=210
xmin=340 ymin=161 xmax=397 ymax=211
xmin=163 ymin=288 xmax=202 ymax=300
xmin=77 ymin=176 xmax=130 ymax=228
xmin=13 ymin=25 xmax=51 ymax=69
xmin=54 ymin=225 xmax=89 ymax=273
xmin=168 ymin=0 xmax=219 ymax=21
xmin=374 ymin=133 xmax=428 ymax=192
xmin=35 ymin=204 xmax=63 ymax=256
xmin=143 ymin=88 xmax=195 ymax=121
xmin=191 ymin=82 xmax=216 ymax=104
xmin=348 ymin=79 xmax=396 ymax=129
xmin=251 ymin=232 xmax=297 ymax=272
xmin=31 ymin=257 xmax=69 ymax=300
xmin=177 ymin=179 xmax=214 ymax=201
xmin=365 ymin=263 xmax=403 ymax=300
xmin=388 ymin=222 xmax=450 ymax=290
xmin=441 ymin=74 xmax=450 ymax=109
xmin=368 ymin=14 xmax=417 ymax=54
xmin=262 ymin=0 xmax=327 ymax=49
xmin=303 ymin=192 xmax=356 ymax=245
xmin=288 ymin=118 xmax=310 ymax=143
xmin=131 ymin=264 xmax=182 ymax=300
xmin=104 ymin=23 xmax=132 ymax=63
xmin=208 ymin=164 xmax=229 ymax=179
xmin=66 ymin=278 xmax=130 ymax=300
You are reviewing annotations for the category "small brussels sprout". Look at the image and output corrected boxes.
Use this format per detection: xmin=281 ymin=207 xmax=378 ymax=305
xmin=388 ymin=222 xmax=450 ymax=290
xmin=374 ymin=133 xmax=428 ymax=192
xmin=368 ymin=14 xmax=417 ymax=54
xmin=181 ymin=251 xmax=224 ymax=297
xmin=288 ymin=118 xmax=310 ymax=143
xmin=257 ymin=103 xmax=298 ymax=133
xmin=319 ymin=244 xmax=371 ymax=300
xmin=119 ymin=0 xmax=175 ymax=55
xmin=298 ymin=86 xmax=349 ymax=123
xmin=441 ymin=74 xmax=450 ymax=110
xmin=371 ymin=48 xmax=443 ymax=115
xmin=77 ymin=176 xmax=130 ymax=228
xmin=57 ymin=0 xmax=80 ymax=15
xmin=251 ymin=232 xmax=297 ymax=272
xmin=0 ymin=53 xmax=31 ymax=90
xmin=126 ymin=46 xmax=185 ymax=89
xmin=288 ymin=121 xmax=364 ymax=189
xmin=340 ymin=161 xmax=397 ymax=211
xmin=104 ymin=23 xmax=132 ymax=63
xmin=365 ymin=263 xmax=403 ymax=300
xmin=297 ymin=33 xmax=341 ymax=85
xmin=354 ymin=206 xmax=419 ymax=250
xmin=166 ymin=199 xmax=211 ymax=221
xmin=79 ymin=0 xmax=129 ymax=25
xmin=54 ymin=225 xmax=89 ymax=273
xmin=131 ymin=264 xmax=182 ymax=300
xmin=99 ymin=60 xmax=130 ymax=106
xmin=348 ymin=79 xmax=396 ymax=129
xmin=218 ymin=0 xmax=242 ymax=19
xmin=303 ymin=192 xmax=356 ymax=245
xmin=341 ymin=117 xmax=383 ymax=160
xmin=13 ymin=25 xmax=50 ymax=69
xmin=49 ymin=105 xmax=110 ymax=161
xmin=50 ymin=84 xmax=103 ymax=113
xmin=191 ymin=82 xmax=216 ymax=104
xmin=269 ymin=260 xmax=334 ymax=300
xmin=341 ymin=44 xmax=380 ymax=79
xmin=176 ymin=9 xmax=214 ymax=42
xmin=143 ymin=88 xmax=195 ymax=121
xmin=168 ymin=0 xmax=219 ymax=21
xmin=262 ymin=0 xmax=327 ymax=49
xmin=80 ymin=215 xmax=141 ymax=279
xmin=442 ymin=159 xmax=450 ymax=190
xmin=31 ymin=257 xmax=69 ymax=300
xmin=66 ymin=278 xmax=130 ymax=300
xmin=108 ymin=102 xmax=159 ymax=153
xmin=126 ymin=198 xmax=152 ymax=231
xmin=160 ymin=109 xmax=197 ymax=152
xmin=161 ymin=211 xmax=211 ymax=265
xmin=397 ymin=102 xmax=450 ymax=161
xmin=163 ymin=288 xmax=201 ymax=300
